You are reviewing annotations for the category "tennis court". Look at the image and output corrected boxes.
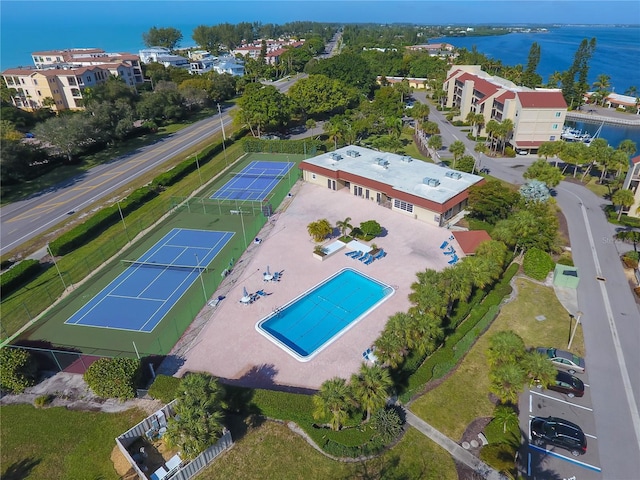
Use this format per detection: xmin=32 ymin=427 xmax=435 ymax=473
xmin=64 ymin=228 xmax=234 ymax=333
xmin=210 ymin=161 xmax=295 ymax=201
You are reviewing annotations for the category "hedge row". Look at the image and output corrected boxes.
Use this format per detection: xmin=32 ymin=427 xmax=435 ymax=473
xmin=0 ymin=259 xmax=42 ymax=296
xmin=49 ymin=186 xmax=157 ymax=256
xmin=83 ymin=357 xmax=141 ymax=400
xmin=400 ymin=263 xmax=518 ymax=402
xmin=322 ymin=437 xmax=385 ymax=458
xmin=148 ymin=374 xmax=181 ymax=404
xmin=242 ymin=137 xmax=325 ymax=155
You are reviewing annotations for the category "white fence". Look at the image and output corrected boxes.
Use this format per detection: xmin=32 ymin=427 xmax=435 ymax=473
xmin=115 ymin=400 xmax=233 ymax=479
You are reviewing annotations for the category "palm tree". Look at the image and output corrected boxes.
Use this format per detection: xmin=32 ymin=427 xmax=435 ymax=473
xmin=493 ymin=405 xmax=519 ymax=434
xmin=524 ymin=351 xmax=557 ymax=388
xmin=615 ymin=230 xmax=640 ymax=252
xmin=449 ymin=140 xmax=466 ymax=169
xmin=374 ymin=327 xmax=407 ymax=369
xmin=486 ymin=330 xmax=526 ymax=368
xmin=409 ymin=269 xmax=447 ymax=318
xmin=335 ymin=217 xmax=353 ymax=237
xmin=618 ymin=139 xmax=637 ymax=158
xmin=350 ymin=364 xmax=393 ymax=422
xmin=592 ymin=74 xmax=611 ymax=106
xmin=427 ymin=134 xmax=443 ymax=153
xmin=164 ymin=373 xmax=226 ymax=460
xmin=612 ymin=188 xmax=636 ymax=220
xmin=307 ymin=218 xmax=332 ymax=242
xmin=500 ymin=119 xmax=514 ymax=154
xmin=489 ymin=362 xmax=526 ymax=404
xmin=547 ymin=71 xmax=563 ymax=88
xmin=485 ymin=119 xmax=500 ymax=153
xmin=438 ymin=265 xmax=473 ymax=313
xmin=313 ymin=377 xmax=353 ymax=431
xmin=624 ymin=86 xmax=638 ymax=97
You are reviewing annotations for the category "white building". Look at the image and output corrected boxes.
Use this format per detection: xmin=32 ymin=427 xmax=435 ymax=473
xmin=299 ymin=145 xmax=485 ymax=227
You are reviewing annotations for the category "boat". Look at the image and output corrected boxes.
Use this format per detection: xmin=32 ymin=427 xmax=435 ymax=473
xmin=561 ymin=127 xmax=592 ymax=144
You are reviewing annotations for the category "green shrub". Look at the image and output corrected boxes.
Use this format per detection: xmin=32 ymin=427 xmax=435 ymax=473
xmin=148 ymin=374 xmax=181 ymax=404
xmin=34 ymin=394 xmax=54 ymax=408
xmin=556 ymin=251 xmax=574 ymax=266
xmin=242 ymin=137 xmax=325 ymax=155
xmin=479 ymin=443 xmax=518 ymax=478
xmin=0 ymin=348 xmax=37 ymax=394
xmin=504 ymin=146 xmax=516 ymax=157
xmin=0 ymin=259 xmax=42 ymax=296
xmin=322 ymin=437 xmax=385 ymax=458
xmin=372 ymin=406 xmax=404 ymax=443
xmin=83 ymin=357 xmax=140 ymax=400
xmin=523 ymin=247 xmax=555 ymax=281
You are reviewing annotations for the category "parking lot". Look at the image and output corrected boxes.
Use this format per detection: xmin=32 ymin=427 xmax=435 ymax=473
xmin=519 ymin=372 xmax=602 ymax=480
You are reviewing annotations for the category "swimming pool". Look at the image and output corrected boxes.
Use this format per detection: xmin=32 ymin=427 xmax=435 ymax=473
xmin=256 ymin=268 xmax=394 ymax=362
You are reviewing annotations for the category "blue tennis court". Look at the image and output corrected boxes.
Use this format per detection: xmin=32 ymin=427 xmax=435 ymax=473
xmin=210 ymin=161 xmax=295 ymax=201
xmin=65 ymin=228 xmax=234 ymax=332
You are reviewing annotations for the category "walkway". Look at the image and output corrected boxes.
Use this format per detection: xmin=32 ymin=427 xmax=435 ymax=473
xmin=404 ymin=410 xmax=510 ymax=480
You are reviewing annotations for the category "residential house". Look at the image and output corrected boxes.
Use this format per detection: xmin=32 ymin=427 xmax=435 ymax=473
xmin=405 ymin=43 xmax=457 ymax=59
xmin=443 ymin=65 xmax=567 ymax=153
xmin=377 ymin=76 xmax=429 ymax=90
xmin=139 ymin=47 xmax=190 ymax=69
xmin=299 ymin=145 xmax=485 ymax=227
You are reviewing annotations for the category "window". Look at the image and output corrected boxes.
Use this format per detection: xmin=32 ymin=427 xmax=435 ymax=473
xmin=311 ymin=173 xmax=316 ymax=179
xmin=37 ymin=90 xmax=41 ymax=96
xmin=33 ymin=79 xmax=38 ymax=85
xmin=555 ymin=112 xmax=561 ymax=117
xmin=393 ymin=199 xmax=414 ymax=213
xmin=550 ymin=135 xmax=556 ymax=141
xmin=552 ymin=124 xmax=558 ymax=129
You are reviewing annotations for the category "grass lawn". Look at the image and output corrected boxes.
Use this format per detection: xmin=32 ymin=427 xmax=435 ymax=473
xmin=410 ymin=276 xmax=585 ymax=440
xmin=0 ymin=404 xmax=146 ymax=480
xmin=200 ymin=421 xmax=457 ymax=480
xmin=583 ymin=176 xmax=610 ymax=199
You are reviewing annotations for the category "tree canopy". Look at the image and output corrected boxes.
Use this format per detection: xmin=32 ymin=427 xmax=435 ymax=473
xmin=287 ymin=75 xmax=360 ymax=118
xmin=142 ymin=26 xmax=183 ymax=49
xmin=235 ymin=84 xmax=293 ymax=137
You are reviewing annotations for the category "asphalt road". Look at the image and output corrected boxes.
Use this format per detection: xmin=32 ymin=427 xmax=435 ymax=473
xmin=413 ymin=91 xmax=640 ymax=479
xmin=0 ymin=113 xmax=233 ymax=257
xmin=0 ymin=73 xmax=310 ymax=259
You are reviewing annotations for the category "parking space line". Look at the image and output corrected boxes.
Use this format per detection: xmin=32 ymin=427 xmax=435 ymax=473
xmin=530 ymin=390 xmax=593 ymax=411
xmin=585 ymin=433 xmax=598 ymax=439
xmin=528 ymin=415 xmax=597 ymax=440
xmin=529 ymin=444 xmax=602 ymax=472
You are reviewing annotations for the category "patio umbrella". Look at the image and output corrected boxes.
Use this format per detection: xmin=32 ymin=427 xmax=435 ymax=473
xmin=265 ymin=265 xmax=271 ymax=276
xmin=243 ymin=286 xmax=249 ymax=297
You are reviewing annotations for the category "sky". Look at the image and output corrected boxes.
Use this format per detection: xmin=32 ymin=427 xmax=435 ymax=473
xmin=2 ymin=0 xmax=639 ymax=26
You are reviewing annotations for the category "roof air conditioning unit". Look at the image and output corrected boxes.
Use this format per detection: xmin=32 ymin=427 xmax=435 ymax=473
xmin=346 ymin=150 xmax=360 ymax=157
xmin=401 ymin=156 xmax=413 ymax=163
xmin=445 ymin=171 xmax=462 ymax=180
xmin=376 ymin=158 xmax=389 ymax=167
xmin=423 ymin=177 xmax=440 ymax=187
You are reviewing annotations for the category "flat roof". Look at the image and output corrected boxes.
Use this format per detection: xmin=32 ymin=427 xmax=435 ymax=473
xmin=301 ymin=145 xmax=483 ymax=205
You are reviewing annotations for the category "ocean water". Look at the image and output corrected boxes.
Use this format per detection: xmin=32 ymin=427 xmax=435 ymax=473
xmin=433 ymin=25 xmax=640 ymax=95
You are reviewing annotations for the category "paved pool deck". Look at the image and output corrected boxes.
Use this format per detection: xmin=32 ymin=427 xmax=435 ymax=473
xmin=177 ymin=181 xmax=462 ymax=391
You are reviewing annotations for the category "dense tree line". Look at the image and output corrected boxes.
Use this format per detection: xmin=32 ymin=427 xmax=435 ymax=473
xmin=1 ymin=70 xmax=238 ymax=186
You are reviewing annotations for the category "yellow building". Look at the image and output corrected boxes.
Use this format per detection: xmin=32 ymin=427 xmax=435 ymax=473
xmin=443 ymin=65 xmax=568 ymax=153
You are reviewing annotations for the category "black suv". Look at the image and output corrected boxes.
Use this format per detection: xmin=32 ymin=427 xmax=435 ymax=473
xmin=530 ymin=416 xmax=587 ymax=456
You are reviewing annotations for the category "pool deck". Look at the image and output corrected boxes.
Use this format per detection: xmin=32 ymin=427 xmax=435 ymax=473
xmin=177 ymin=181 xmax=462 ymax=391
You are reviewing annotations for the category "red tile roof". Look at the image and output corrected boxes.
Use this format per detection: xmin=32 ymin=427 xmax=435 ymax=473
xmin=517 ymin=91 xmax=567 ymax=108
xmin=632 ymin=155 xmax=640 ymax=165
xmin=455 ymin=72 xmax=500 ymax=98
xmin=452 ymin=230 xmax=492 ymax=255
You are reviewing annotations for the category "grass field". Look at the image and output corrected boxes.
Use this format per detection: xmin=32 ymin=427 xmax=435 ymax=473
xmin=410 ymin=276 xmax=585 ymax=440
xmin=200 ymin=421 xmax=457 ymax=480
xmin=0 ymin=404 xmax=146 ymax=480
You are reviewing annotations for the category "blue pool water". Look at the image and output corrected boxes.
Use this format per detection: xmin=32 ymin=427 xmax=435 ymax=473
xmin=256 ymin=268 xmax=394 ymax=362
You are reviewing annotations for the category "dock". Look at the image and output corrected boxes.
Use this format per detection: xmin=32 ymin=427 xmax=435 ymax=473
xmin=565 ymin=111 xmax=640 ymax=127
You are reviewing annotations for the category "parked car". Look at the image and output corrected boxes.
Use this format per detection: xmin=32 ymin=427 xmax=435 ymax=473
xmin=537 ymin=370 xmax=585 ymax=398
xmin=530 ymin=416 xmax=587 ymax=456
xmin=516 ymin=149 xmax=528 ymax=155
xmin=536 ymin=347 xmax=585 ymax=374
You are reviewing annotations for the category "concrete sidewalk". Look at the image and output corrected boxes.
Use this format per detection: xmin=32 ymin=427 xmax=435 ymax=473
xmin=405 ymin=410 xmax=510 ymax=480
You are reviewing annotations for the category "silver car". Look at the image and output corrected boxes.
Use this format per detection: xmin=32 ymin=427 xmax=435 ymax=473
xmin=536 ymin=347 xmax=586 ymax=374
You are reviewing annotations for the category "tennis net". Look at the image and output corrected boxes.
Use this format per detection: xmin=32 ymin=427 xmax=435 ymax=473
xmin=121 ymin=260 xmax=210 ymax=273
xmin=230 ymin=171 xmax=288 ymax=180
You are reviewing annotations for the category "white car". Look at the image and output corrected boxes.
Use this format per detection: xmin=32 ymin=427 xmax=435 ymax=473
xmin=517 ymin=149 xmax=528 ymax=155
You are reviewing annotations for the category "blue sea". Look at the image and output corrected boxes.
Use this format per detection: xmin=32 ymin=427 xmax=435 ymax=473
xmin=1 ymin=2 xmax=639 ymax=147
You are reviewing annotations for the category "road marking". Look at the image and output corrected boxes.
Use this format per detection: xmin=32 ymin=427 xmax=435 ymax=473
xmin=529 ymin=394 xmax=533 ymax=413
xmin=529 ymin=390 xmax=593 ymax=411
xmin=560 ymin=186 xmax=640 ymax=451
xmin=529 ymin=444 xmax=602 ymax=472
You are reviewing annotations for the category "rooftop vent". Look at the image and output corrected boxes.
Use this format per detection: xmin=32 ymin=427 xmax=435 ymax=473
xmin=445 ymin=171 xmax=462 ymax=180
xmin=346 ymin=150 xmax=360 ymax=157
xmin=401 ymin=155 xmax=413 ymax=163
xmin=375 ymin=158 xmax=390 ymax=167
xmin=329 ymin=153 xmax=342 ymax=161
xmin=423 ymin=177 xmax=441 ymax=187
